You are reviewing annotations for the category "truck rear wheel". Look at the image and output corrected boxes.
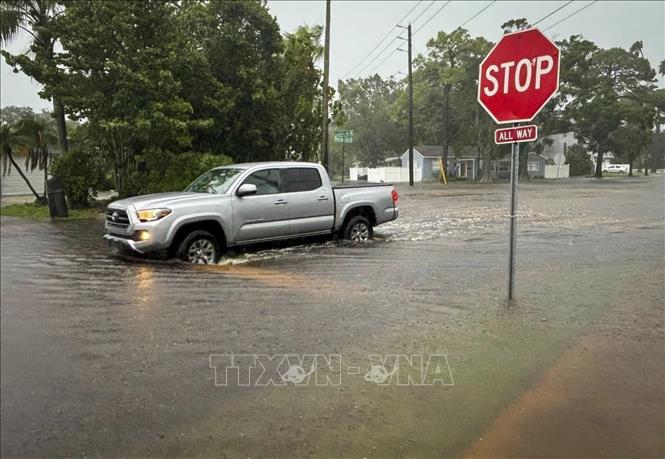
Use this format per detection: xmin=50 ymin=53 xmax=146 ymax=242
xmin=343 ymin=215 xmax=373 ymax=242
xmin=176 ymin=230 xmax=221 ymax=264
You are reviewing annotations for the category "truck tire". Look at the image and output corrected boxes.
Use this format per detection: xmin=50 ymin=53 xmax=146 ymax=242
xmin=343 ymin=215 xmax=373 ymax=242
xmin=176 ymin=230 xmax=221 ymax=264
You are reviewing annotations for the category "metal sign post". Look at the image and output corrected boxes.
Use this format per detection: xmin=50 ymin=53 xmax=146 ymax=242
xmin=508 ymin=123 xmax=519 ymax=300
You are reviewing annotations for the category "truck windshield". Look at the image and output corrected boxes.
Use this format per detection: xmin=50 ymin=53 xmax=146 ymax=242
xmin=185 ymin=168 xmax=244 ymax=194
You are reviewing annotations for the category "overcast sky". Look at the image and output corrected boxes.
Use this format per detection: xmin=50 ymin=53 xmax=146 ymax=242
xmin=1 ymin=0 xmax=663 ymax=111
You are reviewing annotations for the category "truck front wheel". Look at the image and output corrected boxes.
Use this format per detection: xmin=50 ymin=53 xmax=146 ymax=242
xmin=176 ymin=230 xmax=221 ymax=264
xmin=343 ymin=215 xmax=373 ymax=242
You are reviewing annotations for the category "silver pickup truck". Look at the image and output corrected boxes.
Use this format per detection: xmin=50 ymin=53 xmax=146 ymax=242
xmin=104 ymin=162 xmax=399 ymax=263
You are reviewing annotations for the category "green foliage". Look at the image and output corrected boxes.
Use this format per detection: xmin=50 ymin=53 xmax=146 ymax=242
xmin=415 ymin=28 xmax=494 ymax=168
xmin=24 ymin=0 xmax=329 ymax=196
xmin=559 ymin=37 xmax=657 ymax=176
xmin=1 ymin=0 xmax=69 ymax=154
xmin=274 ymin=25 xmax=325 ymax=161
xmin=565 ymin=144 xmax=593 ymax=176
xmin=338 ymin=75 xmax=405 ymax=167
xmin=610 ymin=126 xmax=651 ymax=175
xmin=501 ymin=18 xmax=529 ymax=33
xmin=49 ymin=146 xmax=107 ymax=207
xmin=122 ymin=150 xmax=232 ymax=196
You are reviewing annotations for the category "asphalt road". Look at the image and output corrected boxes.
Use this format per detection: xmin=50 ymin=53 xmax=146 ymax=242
xmin=1 ymin=176 xmax=663 ymax=458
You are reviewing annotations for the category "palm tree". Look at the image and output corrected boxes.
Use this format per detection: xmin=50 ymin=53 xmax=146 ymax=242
xmin=0 ymin=0 xmax=68 ymax=154
xmin=1 ymin=120 xmax=47 ymax=202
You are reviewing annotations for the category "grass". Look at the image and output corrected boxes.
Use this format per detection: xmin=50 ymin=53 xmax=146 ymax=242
xmin=0 ymin=201 xmax=104 ymax=220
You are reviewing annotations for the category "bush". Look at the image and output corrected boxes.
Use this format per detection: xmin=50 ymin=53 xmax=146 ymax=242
xmin=566 ymin=144 xmax=594 ymax=176
xmin=50 ymin=147 xmax=108 ymax=207
xmin=120 ymin=150 xmax=232 ymax=196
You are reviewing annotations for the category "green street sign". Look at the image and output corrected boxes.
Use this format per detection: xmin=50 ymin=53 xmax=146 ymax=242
xmin=334 ymin=130 xmax=353 ymax=144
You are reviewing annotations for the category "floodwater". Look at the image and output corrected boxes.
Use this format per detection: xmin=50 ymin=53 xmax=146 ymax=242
xmin=1 ymin=176 xmax=663 ymax=458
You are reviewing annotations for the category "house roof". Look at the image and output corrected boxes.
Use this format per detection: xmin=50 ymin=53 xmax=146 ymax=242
xmin=400 ymin=145 xmax=481 ymax=159
xmin=415 ymin=146 xmax=445 ymax=157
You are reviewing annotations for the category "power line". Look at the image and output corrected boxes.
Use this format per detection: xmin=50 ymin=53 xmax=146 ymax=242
xmin=353 ymin=1 xmax=439 ymax=78
xmin=354 ymin=33 xmax=405 ymax=77
xmin=358 ymin=1 xmax=440 ymax=77
xmin=531 ymin=0 xmax=574 ymax=27
xmin=460 ymin=0 xmax=497 ymax=28
xmin=344 ymin=0 xmax=424 ymax=77
xmin=365 ymin=45 xmax=405 ymax=76
xmin=410 ymin=0 xmax=437 ymax=27
xmin=543 ymin=0 xmax=599 ymax=31
xmin=390 ymin=0 xmax=496 ymax=79
xmin=414 ymin=0 xmax=452 ymax=34
xmin=372 ymin=1 xmax=450 ymax=77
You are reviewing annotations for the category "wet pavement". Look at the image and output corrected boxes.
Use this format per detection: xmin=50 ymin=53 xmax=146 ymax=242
xmin=1 ymin=176 xmax=664 ymax=458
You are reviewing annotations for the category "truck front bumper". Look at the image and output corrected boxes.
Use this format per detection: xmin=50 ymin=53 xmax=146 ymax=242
xmin=104 ymin=233 xmax=147 ymax=254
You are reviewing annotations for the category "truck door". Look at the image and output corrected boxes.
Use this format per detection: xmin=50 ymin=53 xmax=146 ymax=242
xmin=231 ymin=168 xmax=290 ymax=243
xmin=283 ymin=167 xmax=334 ymax=235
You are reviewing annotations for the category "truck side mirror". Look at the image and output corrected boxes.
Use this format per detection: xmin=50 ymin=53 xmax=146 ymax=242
xmin=236 ymin=183 xmax=258 ymax=197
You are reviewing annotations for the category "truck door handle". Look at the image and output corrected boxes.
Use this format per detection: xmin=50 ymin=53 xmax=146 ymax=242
xmin=317 ymin=196 xmax=329 ymax=201
xmin=273 ymin=199 xmax=287 ymax=205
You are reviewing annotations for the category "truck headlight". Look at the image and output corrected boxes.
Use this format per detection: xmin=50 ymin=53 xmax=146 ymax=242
xmin=136 ymin=208 xmax=172 ymax=222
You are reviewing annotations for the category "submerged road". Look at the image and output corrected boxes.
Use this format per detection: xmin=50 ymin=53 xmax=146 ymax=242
xmin=1 ymin=176 xmax=663 ymax=458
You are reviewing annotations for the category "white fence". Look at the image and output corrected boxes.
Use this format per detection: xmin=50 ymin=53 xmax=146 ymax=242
xmin=544 ymin=164 xmax=570 ymax=179
xmin=349 ymin=166 xmax=423 ymax=183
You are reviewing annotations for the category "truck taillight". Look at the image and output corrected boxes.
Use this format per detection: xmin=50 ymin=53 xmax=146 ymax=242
xmin=391 ymin=189 xmax=399 ymax=204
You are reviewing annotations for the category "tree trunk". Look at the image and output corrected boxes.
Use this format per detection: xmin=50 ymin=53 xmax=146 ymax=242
xmin=594 ymin=151 xmax=604 ymax=177
xmin=628 ymin=160 xmax=633 ymax=176
xmin=43 ymin=160 xmax=48 ymax=200
xmin=52 ymin=97 xmax=69 ymax=155
xmin=644 ymin=157 xmax=649 ymax=176
xmin=6 ymin=150 xmax=45 ymax=202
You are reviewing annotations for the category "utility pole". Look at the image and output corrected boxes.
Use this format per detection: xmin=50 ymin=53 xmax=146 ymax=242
xmin=407 ymin=23 xmax=414 ymax=186
xmin=398 ymin=23 xmax=414 ymax=186
xmin=321 ymin=0 xmax=331 ymax=174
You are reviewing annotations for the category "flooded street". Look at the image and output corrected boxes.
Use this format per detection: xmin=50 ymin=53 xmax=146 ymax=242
xmin=1 ymin=177 xmax=664 ymax=458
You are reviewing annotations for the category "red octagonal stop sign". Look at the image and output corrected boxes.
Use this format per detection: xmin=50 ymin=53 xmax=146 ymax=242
xmin=478 ymin=28 xmax=560 ymax=124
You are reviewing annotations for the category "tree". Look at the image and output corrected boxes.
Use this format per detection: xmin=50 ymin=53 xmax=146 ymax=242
xmin=415 ymin=29 xmax=487 ymax=162
xmin=501 ymin=18 xmax=530 ymax=33
xmin=338 ymin=75 xmax=405 ymax=167
xmin=560 ymin=37 xmax=657 ymax=177
xmin=564 ymin=143 xmax=593 ymax=176
xmin=48 ymin=0 xmax=198 ymax=195
xmin=0 ymin=0 xmax=69 ymax=154
xmin=610 ymin=125 xmax=650 ymax=175
xmin=274 ymin=25 xmax=324 ymax=161
xmin=412 ymin=28 xmax=495 ymax=179
xmin=1 ymin=111 xmax=57 ymax=202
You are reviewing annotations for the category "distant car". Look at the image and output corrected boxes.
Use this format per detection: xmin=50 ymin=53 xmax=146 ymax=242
xmin=602 ymin=164 xmax=628 ymax=174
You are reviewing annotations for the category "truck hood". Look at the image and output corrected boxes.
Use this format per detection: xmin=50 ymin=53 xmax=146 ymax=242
xmin=109 ymin=192 xmax=224 ymax=210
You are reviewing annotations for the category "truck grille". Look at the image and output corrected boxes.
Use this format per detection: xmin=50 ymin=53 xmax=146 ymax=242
xmin=106 ymin=208 xmax=130 ymax=227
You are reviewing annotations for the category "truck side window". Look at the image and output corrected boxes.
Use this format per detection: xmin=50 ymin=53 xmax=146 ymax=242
xmin=242 ymin=169 xmax=283 ymax=195
xmin=284 ymin=168 xmax=322 ymax=193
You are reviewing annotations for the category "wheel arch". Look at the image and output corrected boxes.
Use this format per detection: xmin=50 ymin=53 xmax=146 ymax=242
xmin=340 ymin=205 xmax=377 ymax=231
xmin=167 ymin=217 xmax=227 ymax=257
